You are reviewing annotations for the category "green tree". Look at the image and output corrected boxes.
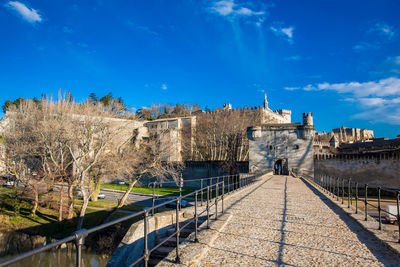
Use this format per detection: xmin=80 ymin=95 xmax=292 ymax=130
xmin=2 ymin=100 xmax=14 ymax=113
xmin=88 ymin=93 xmax=99 ymax=104
xmin=100 ymin=93 xmax=112 ymax=107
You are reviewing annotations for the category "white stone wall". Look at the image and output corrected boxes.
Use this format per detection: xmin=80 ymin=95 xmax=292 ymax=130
xmin=248 ymin=124 xmax=314 ymax=175
xmin=315 ymin=157 xmax=400 ymax=188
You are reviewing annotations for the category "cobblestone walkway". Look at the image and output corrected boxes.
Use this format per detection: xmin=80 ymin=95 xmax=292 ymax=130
xmin=199 ymin=175 xmax=400 ymax=266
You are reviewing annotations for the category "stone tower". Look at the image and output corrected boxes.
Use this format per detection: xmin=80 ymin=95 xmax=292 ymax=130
xmin=264 ymin=93 xmax=268 ymax=109
xmin=302 ymin=112 xmax=313 ymax=126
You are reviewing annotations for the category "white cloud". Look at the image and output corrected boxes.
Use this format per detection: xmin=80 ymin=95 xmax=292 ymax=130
xmin=370 ymin=23 xmax=395 ymax=39
xmin=353 ymin=42 xmax=379 ymax=51
xmin=270 ymin=25 xmax=294 ymax=44
xmin=210 ymin=0 xmax=264 ymax=18
xmin=284 ymin=86 xmax=300 ymax=91
xmin=161 ymin=84 xmax=167 ymax=90
xmin=5 ymin=1 xmax=42 ymax=24
xmin=63 ymin=26 xmax=74 ymax=33
xmin=302 ymin=77 xmax=400 ymax=97
xmin=284 ymin=55 xmax=301 ymax=61
xmin=288 ymin=77 xmax=400 ymax=125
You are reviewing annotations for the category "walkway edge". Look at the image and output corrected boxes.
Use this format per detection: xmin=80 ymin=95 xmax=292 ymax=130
xmin=301 ymin=176 xmax=400 ymax=256
xmin=157 ymin=176 xmax=268 ymax=267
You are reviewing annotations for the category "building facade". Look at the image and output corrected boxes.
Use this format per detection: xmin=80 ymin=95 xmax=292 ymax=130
xmin=247 ymin=112 xmax=315 ymax=176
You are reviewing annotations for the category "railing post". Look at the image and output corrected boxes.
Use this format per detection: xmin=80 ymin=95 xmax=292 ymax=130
xmin=222 ymin=181 xmax=224 ymax=214
xmin=194 ymin=191 xmax=199 ymax=242
xmin=336 ymin=177 xmax=339 ymax=201
xmin=378 ymin=187 xmax=382 ymax=230
xmin=207 ymin=186 xmax=210 ymax=228
xmin=228 ymin=175 xmax=231 ymax=194
xmin=152 ymin=182 xmax=156 ymax=216
xmin=348 ymin=179 xmax=351 ymax=208
xmin=175 ymin=198 xmax=181 ymax=263
xmin=355 ymin=182 xmax=358 ymax=214
xmin=396 ymin=191 xmax=400 ymax=243
xmin=200 ymin=179 xmax=203 ymax=207
xmin=215 ymin=183 xmax=218 ymax=220
xmin=365 ymin=184 xmax=368 ymax=221
xmin=342 ymin=179 xmax=344 ymax=204
xmin=143 ymin=209 xmax=149 ymax=267
xmin=73 ymin=229 xmax=87 ymax=267
xmin=179 ymin=185 xmax=182 ymax=211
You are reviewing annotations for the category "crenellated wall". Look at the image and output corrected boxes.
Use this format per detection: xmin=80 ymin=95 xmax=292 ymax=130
xmin=314 ymin=151 xmax=400 ymax=188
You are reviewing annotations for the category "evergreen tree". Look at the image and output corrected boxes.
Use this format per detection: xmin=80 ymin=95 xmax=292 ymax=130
xmin=88 ymin=93 xmax=99 ymax=104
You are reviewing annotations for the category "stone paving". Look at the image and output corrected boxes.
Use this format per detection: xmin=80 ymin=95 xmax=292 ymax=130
xmin=199 ymin=175 xmax=400 ymax=266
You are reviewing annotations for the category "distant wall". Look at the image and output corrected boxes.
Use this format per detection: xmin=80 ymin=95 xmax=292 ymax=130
xmin=248 ymin=124 xmax=315 ymax=176
xmin=315 ymin=152 xmax=400 ymax=188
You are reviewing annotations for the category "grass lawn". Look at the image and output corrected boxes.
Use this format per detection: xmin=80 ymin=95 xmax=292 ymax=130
xmin=0 ymin=193 xmax=114 ymax=238
xmin=101 ymin=184 xmax=195 ymax=196
xmin=74 ymin=199 xmax=118 ymax=209
xmin=0 ymin=187 xmax=17 ymax=194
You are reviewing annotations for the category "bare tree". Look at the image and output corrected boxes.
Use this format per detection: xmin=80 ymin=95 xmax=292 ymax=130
xmin=111 ymin=129 xmax=183 ymax=208
xmin=191 ymin=110 xmax=262 ymax=173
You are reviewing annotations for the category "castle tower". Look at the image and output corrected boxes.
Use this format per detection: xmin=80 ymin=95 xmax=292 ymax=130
xmin=302 ymin=112 xmax=313 ymax=126
xmin=264 ymin=93 xmax=268 ymax=109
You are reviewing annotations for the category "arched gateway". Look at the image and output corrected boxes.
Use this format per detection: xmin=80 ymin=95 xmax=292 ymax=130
xmin=274 ymin=159 xmax=288 ymax=175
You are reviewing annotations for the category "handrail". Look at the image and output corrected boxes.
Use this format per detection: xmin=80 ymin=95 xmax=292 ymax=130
xmin=303 ymin=173 xmax=400 ymax=243
xmin=0 ymin=173 xmax=257 ymax=267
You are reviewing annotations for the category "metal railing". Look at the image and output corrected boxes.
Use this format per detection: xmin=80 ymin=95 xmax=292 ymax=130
xmin=149 ymin=174 xmax=250 ymax=213
xmin=0 ymin=174 xmax=257 ymax=267
xmin=304 ymin=173 xmax=400 ymax=242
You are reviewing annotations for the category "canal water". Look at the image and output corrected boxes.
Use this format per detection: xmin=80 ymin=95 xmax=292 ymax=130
xmin=2 ymin=249 xmax=109 ymax=267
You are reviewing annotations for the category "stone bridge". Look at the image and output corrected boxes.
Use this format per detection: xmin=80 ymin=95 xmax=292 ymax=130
xmin=158 ymin=175 xmax=400 ymax=266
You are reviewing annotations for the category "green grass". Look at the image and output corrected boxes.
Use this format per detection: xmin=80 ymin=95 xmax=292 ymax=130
xmin=0 ymin=187 xmax=17 ymax=194
xmin=0 ymin=194 xmax=114 ymax=238
xmin=101 ymin=184 xmax=196 ymax=196
xmin=74 ymin=199 xmax=118 ymax=209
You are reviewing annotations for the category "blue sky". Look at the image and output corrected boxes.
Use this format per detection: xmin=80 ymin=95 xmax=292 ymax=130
xmin=1 ymin=0 xmax=400 ymax=138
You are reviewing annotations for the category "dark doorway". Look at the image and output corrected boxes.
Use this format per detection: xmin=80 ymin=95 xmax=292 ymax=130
xmin=274 ymin=159 xmax=288 ymax=175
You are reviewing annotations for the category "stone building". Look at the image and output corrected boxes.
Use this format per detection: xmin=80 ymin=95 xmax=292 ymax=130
xmin=247 ymin=112 xmax=315 ymax=176
xmin=144 ymin=117 xmax=196 ymax=162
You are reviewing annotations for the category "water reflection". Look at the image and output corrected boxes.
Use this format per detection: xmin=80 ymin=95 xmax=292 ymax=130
xmin=2 ymin=249 xmax=109 ymax=267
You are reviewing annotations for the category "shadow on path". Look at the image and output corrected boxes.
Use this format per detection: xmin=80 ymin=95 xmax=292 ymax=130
xmin=277 ymin=177 xmax=288 ymax=265
xmin=301 ymin=178 xmax=400 ymax=266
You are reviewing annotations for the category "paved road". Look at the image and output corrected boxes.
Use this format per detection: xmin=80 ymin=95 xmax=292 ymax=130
xmin=101 ymin=190 xmax=154 ymax=206
xmin=199 ymin=175 xmax=400 ymax=266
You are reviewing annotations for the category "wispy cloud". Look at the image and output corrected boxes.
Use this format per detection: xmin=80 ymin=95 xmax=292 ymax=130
xmin=369 ymin=22 xmax=395 ymax=39
xmin=4 ymin=1 xmax=42 ymax=24
xmin=284 ymin=55 xmax=311 ymax=61
xmin=301 ymin=77 xmax=400 ymax=97
xmin=353 ymin=42 xmax=379 ymax=52
xmin=136 ymin=25 xmax=159 ymax=37
xmin=284 ymin=86 xmax=300 ymax=91
xmin=63 ymin=26 xmax=74 ymax=33
xmin=286 ymin=77 xmax=400 ymax=124
xmin=270 ymin=25 xmax=294 ymax=44
xmin=161 ymin=83 xmax=168 ymax=90
xmin=209 ymin=0 xmax=264 ymax=19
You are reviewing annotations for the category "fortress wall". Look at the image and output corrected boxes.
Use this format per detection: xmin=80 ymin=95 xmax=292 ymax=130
xmin=315 ymin=154 xmax=400 ymax=188
xmin=248 ymin=125 xmax=314 ymax=176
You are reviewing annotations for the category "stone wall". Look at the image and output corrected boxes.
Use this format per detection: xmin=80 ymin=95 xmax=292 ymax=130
xmin=315 ymin=152 xmax=400 ymax=188
xmin=107 ymin=209 xmax=194 ymax=267
xmin=248 ymin=123 xmax=315 ymax=176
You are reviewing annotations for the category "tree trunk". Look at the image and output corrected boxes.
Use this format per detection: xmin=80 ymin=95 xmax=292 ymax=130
xmin=117 ymin=180 xmax=137 ymax=208
xmin=77 ymin=186 xmax=89 ymax=230
xmin=30 ymin=184 xmax=39 ymax=216
xmin=67 ymin=184 xmax=74 ymax=220
xmin=58 ymin=185 xmax=64 ymax=222
xmin=92 ymin=179 xmax=101 ymax=202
